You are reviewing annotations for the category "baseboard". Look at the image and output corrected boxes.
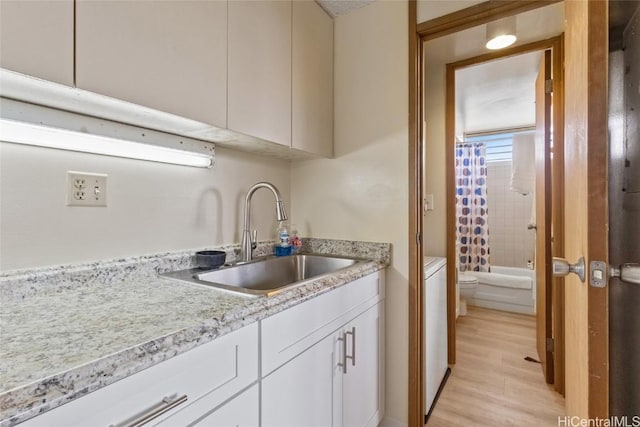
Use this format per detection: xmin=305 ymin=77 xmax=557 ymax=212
xmin=379 ymin=416 xmax=408 ymax=427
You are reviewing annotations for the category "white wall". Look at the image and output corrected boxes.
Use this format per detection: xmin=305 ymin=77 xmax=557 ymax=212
xmin=0 ymin=142 xmax=290 ymax=270
xmin=290 ymin=1 xmax=408 ymax=423
xmin=423 ymin=51 xmax=448 ymax=257
xmin=417 ymin=0 xmax=484 ymax=24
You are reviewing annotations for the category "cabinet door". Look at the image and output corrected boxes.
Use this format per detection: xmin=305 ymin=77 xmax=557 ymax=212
xmin=292 ymin=0 xmax=333 ymax=157
xmin=262 ymin=332 xmax=340 ymax=427
xmin=228 ymin=0 xmax=291 ymax=147
xmin=0 ymin=0 xmax=74 ymax=86
xmin=342 ymin=303 xmax=384 ymax=427
xmin=75 ymin=0 xmax=227 ymax=127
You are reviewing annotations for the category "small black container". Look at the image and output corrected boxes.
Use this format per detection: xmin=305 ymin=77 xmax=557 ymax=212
xmin=195 ymin=250 xmax=226 ymax=269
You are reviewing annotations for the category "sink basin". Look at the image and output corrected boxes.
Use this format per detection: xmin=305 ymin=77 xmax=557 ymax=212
xmin=162 ymin=254 xmax=365 ymax=296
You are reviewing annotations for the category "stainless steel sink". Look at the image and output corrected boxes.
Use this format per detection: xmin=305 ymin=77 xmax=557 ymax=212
xmin=161 ymin=254 xmax=365 ymax=296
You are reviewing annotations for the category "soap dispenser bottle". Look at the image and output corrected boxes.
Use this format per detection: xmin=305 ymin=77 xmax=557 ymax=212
xmin=275 ymin=221 xmax=292 ymax=256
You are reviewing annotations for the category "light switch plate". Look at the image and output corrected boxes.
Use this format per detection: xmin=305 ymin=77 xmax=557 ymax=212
xmin=67 ymin=171 xmax=107 ymax=207
xmin=425 ymin=194 xmax=434 ymax=211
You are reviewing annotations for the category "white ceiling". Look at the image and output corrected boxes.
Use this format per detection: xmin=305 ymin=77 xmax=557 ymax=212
xmin=423 ymin=2 xmax=565 ymax=136
xmin=315 ymin=0 xmax=376 ymax=17
xmin=317 ymin=1 xmax=565 ymax=136
xmin=455 ymin=51 xmax=543 ymax=134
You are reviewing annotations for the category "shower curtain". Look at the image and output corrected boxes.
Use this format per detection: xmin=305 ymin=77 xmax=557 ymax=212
xmin=455 ymin=143 xmax=490 ymax=272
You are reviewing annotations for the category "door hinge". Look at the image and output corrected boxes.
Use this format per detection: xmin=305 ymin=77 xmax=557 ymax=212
xmin=546 ymin=337 xmax=554 ymax=353
xmin=416 ymin=232 xmax=422 ymax=245
xmin=545 ymin=79 xmax=553 ymax=94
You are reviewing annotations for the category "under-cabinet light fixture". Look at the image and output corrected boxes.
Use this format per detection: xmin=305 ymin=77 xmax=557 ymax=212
xmin=0 ymin=119 xmax=213 ymax=168
xmin=485 ymin=17 xmax=517 ymax=50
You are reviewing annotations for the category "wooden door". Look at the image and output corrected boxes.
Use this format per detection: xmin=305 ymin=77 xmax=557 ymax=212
xmin=535 ymin=50 xmax=554 ymax=384
xmin=563 ymin=0 xmax=609 ymax=418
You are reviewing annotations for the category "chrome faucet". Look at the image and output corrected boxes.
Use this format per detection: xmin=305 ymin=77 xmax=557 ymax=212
xmin=240 ymin=182 xmax=287 ymax=262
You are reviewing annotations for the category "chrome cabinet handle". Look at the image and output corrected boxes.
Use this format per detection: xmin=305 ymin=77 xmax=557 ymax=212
xmin=109 ymin=394 xmax=188 ymax=427
xmin=337 ymin=332 xmax=348 ymax=374
xmin=345 ymin=327 xmax=356 ymax=367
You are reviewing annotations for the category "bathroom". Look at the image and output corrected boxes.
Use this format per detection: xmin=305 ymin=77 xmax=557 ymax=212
xmin=452 ymin=51 xmax=544 ymax=317
xmin=455 ymin=128 xmax=537 ymax=316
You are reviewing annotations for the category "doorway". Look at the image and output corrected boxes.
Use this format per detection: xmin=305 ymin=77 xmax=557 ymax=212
xmin=409 ymin=1 xmax=566 ymax=424
xmin=440 ymin=40 xmax=565 ymax=392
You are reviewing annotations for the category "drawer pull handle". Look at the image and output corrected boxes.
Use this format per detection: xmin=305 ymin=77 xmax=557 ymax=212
xmin=110 ymin=394 xmax=188 ymax=427
xmin=346 ymin=327 xmax=356 ymax=367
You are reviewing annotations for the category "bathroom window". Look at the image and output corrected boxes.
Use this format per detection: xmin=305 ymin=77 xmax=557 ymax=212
xmin=465 ymin=128 xmax=534 ymax=163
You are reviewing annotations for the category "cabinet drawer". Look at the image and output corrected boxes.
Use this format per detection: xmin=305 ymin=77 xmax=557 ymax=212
xmin=158 ymin=383 xmax=259 ymax=427
xmin=261 ymin=271 xmax=383 ymax=375
xmin=20 ymin=323 xmax=258 ymax=427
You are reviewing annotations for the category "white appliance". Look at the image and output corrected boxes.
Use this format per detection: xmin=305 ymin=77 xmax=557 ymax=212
xmin=424 ymin=256 xmax=449 ymax=415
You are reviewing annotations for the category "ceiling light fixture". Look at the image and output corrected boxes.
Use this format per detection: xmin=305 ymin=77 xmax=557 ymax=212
xmin=485 ymin=17 xmax=517 ymax=50
xmin=0 ymin=119 xmax=213 ymax=168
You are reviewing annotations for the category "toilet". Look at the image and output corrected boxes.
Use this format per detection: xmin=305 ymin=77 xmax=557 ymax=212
xmin=458 ymin=273 xmax=478 ymax=316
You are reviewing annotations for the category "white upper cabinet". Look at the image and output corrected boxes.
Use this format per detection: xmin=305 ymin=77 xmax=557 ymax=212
xmin=292 ymin=0 xmax=333 ymax=158
xmin=1 ymin=0 xmax=333 ymax=159
xmin=75 ymin=0 xmax=227 ymax=128
xmin=228 ymin=0 xmax=292 ymax=147
xmin=0 ymin=0 xmax=74 ymax=86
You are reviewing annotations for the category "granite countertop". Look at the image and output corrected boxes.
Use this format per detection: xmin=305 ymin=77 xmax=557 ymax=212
xmin=0 ymin=238 xmax=390 ymax=426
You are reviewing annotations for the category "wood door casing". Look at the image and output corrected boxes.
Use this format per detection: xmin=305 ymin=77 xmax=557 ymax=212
xmin=535 ymin=49 xmax=554 ymax=384
xmin=563 ymin=0 xmax=609 ymax=418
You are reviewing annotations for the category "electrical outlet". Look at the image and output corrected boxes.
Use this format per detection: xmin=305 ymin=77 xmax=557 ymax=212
xmin=67 ymin=171 xmax=107 ymax=207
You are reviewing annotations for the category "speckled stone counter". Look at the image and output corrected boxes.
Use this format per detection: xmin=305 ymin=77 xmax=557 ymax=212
xmin=0 ymin=239 xmax=390 ymax=426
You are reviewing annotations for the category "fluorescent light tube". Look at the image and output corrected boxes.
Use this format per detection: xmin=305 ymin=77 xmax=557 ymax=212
xmin=0 ymin=119 xmax=213 ymax=168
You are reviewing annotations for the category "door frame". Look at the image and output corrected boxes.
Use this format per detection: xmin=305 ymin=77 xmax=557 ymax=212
xmin=408 ymin=1 xmax=564 ymax=425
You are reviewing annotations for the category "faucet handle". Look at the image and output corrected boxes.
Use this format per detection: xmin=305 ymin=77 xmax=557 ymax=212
xmin=251 ymin=229 xmax=257 ymax=250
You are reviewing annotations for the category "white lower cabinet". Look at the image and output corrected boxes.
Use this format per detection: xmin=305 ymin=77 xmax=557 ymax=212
xmin=262 ymin=303 xmax=384 ymax=427
xmin=19 ymin=323 xmax=258 ymax=427
xmin=342 ymin=304 xmax=384 ymax=427
xmin=261 ymin=270 xmax=385 ymax=427
xmin=262 ymin=333 xmax=340 ymax=427
xmin=18 ymin=271 xmax=384 ymax=427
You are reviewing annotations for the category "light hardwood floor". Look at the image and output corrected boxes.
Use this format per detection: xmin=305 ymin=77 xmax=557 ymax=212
xmin=427 ymin=306 xmax=565 ymax=426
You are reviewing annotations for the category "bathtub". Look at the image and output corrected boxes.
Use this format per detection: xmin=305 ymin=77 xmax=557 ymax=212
xmin=468 ymin=265 xmax=536 ymax=315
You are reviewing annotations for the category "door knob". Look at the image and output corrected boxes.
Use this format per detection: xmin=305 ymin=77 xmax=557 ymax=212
xmin=552 ymin=257 xmax=586 ymax=282
xmin=610 ymin=263 xmax=640 ymax=285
